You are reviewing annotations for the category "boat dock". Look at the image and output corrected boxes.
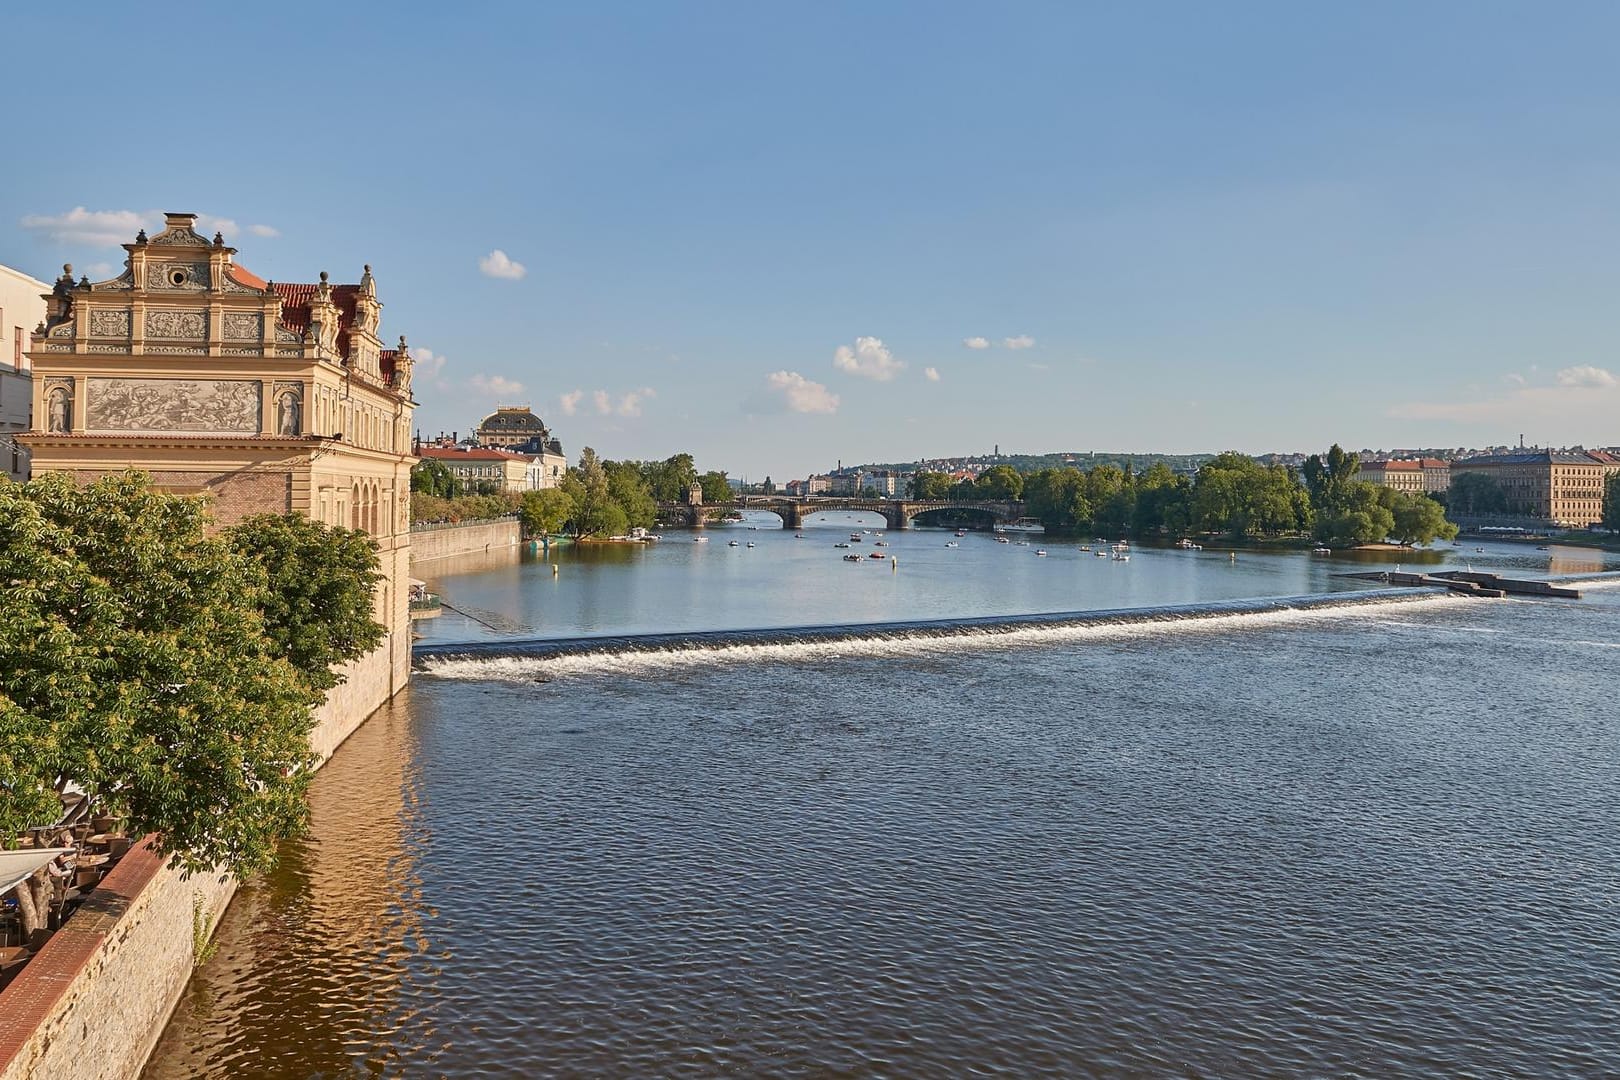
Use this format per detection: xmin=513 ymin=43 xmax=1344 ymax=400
xmin=1339 ymin=570 xmax=1581 ymax=599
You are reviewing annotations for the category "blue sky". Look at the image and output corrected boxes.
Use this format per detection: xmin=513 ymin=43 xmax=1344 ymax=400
xmin=4 ymin=2 xmax=1619 ymax=479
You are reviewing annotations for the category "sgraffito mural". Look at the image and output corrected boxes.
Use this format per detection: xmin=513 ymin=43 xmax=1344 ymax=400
xmin=86 ymin=378 xmax=262 ymax=433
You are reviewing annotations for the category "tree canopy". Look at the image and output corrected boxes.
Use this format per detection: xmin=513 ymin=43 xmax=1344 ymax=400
xmin=0 ymin=473 xmax=328 ymax=876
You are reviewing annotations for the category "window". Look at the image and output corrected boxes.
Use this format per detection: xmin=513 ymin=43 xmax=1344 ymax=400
xmin=12 ymin=326 xmax=20 ymax=371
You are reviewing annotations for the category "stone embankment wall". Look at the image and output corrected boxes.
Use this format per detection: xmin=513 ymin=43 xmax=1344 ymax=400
xmin=0 ymin=840 xmax=236 ymax=1080
xmin=410 ymin=517 xmax=521 ymax=563
xmin=0 ymin=636 xmax=407 ymax=1077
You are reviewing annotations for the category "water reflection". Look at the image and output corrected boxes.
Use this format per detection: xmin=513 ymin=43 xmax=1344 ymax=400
xmin=143 ymin=694 xmax=437 ymax=1078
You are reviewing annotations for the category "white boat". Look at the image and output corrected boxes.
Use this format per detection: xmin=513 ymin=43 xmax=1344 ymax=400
xmin=746 ymin=542 xmax=756 ymax=548
xmin=728 ymin=540 xmax=740 ymax=547
xmin=693 ymin=536 xmax=709 ymax=543
xmin=1312 ymin=546 xmax=1331 ymax=554
xmin=955 ymin=530 xmax=967 ymax=537
xmin=874 ymin=540 xmax=888 ymax=547
xmin=1094 ymin=550 xmax=1108 ymax=557
xmin=996 ymin=536 xmax=1011 ymax=544
xmin=1078 ymin=545 xmax=1091 ymax=552
xmin=1112 ymin=552 xmax=1130 ymax=562
xmin=945 ymin=541 xmax=959 ymax=548
xmin=1035 ymin=549 xmax=1048 ymax=556
xmin=834 ymin=542 xmax=851 ymax=548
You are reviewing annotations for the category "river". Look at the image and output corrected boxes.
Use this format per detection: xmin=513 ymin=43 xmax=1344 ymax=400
xmin=143 ymin=520 xmax=1620 ymax=1077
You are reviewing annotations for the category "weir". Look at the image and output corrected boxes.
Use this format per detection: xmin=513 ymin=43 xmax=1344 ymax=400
xmin=412 ymin=588 xmax=1446 ymax=669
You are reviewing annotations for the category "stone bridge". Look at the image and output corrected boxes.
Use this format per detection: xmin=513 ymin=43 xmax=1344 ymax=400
xmin=657 ymin=495 xmax=1027 ymax=530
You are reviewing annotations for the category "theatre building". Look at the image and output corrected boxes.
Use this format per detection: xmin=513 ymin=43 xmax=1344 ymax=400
xmin=19 ymin=213 xmax=417 ymax=754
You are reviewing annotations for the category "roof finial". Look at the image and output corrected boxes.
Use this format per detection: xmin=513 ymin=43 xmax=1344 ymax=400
xmin=62 ymin=263 xmax=72 ymax=277
xmin=135 ymin=228 xmax=148 ymax=244
xmin=213 ymin=230 xmax=224 ymax=247
xmin=319 ymin=270 xmax=328 ymax=283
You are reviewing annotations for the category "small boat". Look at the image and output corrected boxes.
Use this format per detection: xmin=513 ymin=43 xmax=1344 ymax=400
xmin=1035 ymin=549 xmax=1048 ymax=556
xmin=1094 ymin=550 xmax=1108 ymax=557
xmin=1312 ymin=546 xmax=1331 ymax=554
xmin=1536 ymin=545 xmax=1550 ymax=551
xmin=874 ymin=540 xmax=887 ymax=547
xmin=728 ymin=540 xmax=740 ymax=547
xmin=746 ymin=541 xmax=756 ymax=548
xmin=834 ymin=542 xmax=851 ymax=548
xmin=693 ymin=536 xmax=709 ymax=543
xmin=1015 ymin=540 xmax=1030 ymax=546
xmin=996 ymin=536 xmax=1011 ymax=544
xmin=955 ymin=530 xmax=967 ymax=537
xmin=1078 ymin=545 xmax=1092 ymax=552
xmin=868 ymin=551 xmax=886 ymax=559
xmin=795 ymin=533 xmax=805 ymax=539
xmin=1112 ymin=552 xmax=1130 ymax=562
xmin=944 ymin=541 xmax=959 ymax=548
xmin=843 ymin=554 xmax=863 ymax=562
xmin=850 ymin=533 xmax=864 ymax=541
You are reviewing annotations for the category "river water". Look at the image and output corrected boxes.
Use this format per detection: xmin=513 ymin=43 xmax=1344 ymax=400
xmin=144 ymin=520 xmax=1620 ymax=1077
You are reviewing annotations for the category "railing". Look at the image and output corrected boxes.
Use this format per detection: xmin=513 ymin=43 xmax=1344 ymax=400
xmin=409 ymin=514 xmax=519 ymax=532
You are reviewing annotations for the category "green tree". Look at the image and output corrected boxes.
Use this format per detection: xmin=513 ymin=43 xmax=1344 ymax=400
xmin=1605 ymin=472 xmax=1620 ymax=531
xmin=1133 ymin=462 xmax=1191 ymax=535
xmin=698 ymin=470 xmax=732 ymax=504
xmin=0 ymin=473 xmax=316 ymax=907
xmin=604 ymin=459 xmax=657 ymax=530
xmin=1023 ymin=467 xmax=1092 ymax=529
xmin=910 ymin=470 xmax=952 ymax=499
xmin=1388 ymin=492 xmax=1459 ymax=546
xmin=519 ymin=488 xmax=576 ymax=537
xmin=1302 ymin=444 xmax=1360 ymax=510
xmin=974 ymin=465 xmax=1025 ymax=500
xmin=225 ymin=514 xmax=386 ymax=694
xmin=1191 ymin=453 xmax=1310 ymax=538
xmin=410 ymin=458 xmax=460 ymax=498
xmin=1313 ymin=480 xmax=1396 ymax=546
xmin=564 ymin=448 xmax=629 ymax=538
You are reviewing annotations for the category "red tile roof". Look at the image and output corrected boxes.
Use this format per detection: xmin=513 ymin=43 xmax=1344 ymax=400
xmin=227 ymin=263 xmax=268 ymax=290
xmin=272 ymin=282 xmax=360 ymax=358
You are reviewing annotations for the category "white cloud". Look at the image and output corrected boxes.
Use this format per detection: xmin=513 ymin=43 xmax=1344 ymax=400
xmin=470 ymin=373 xmax=525 ymax=397
xmin=479 ymin=249 xmax=527 ymax=280
xmin=833 ymin=336 xmax=904 ymax=381
xmin=20 ymin=207 xmax=279 ymax=247
xmin=1502 ymin=373 xmax=1526 ymax=387
xmin=559 ymin=390 xmax=584 ymax=416
xmin=924 ymin=366 xmax=941 ymax=382
xmin=962 ymin=336 xmax=990 ymax=350
xmin=1003 ymin=334 xmax=1036 ymax=350
xmin=766 ymin=371 xmax=840 ymax=414
xmin=20 ymin=207 xmax=149 ymax=247
xmin=411 ymin=346 xmax=448 ymax=379
xmin=592 ymin=390 xmax=613 ymax=414
xmin=83 ymin=262 xmax=117 ymax=280
xmin=1555 ymin=364 xmax=1616 ymax=389
xmin=616 ymin=387 xmax=655 ymax=417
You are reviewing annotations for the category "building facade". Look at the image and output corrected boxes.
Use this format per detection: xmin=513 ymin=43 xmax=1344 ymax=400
xmin=1359 ymin=458 xmax=1449 ymax=494
xmin=472 ymin=405 xmax=566 ymax=487
xmin=0 ymin=263 xmax=48 ymax=481
xmin=1451 ymin=450 xmax=1615 ymax=527
xmin=19 ymin=213 xmax=417 ymax=728
xmin=417 ymin=444 xmax=537 ymax=493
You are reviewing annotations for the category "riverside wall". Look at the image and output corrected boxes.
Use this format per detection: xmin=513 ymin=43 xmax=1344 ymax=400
xmin=0 ymin=840 xmax=236 ymax=1080
xmin=0 ymin=617 xmax=412 ymax=1076
xmin=410 ymin=517 xmax=521 ymax=563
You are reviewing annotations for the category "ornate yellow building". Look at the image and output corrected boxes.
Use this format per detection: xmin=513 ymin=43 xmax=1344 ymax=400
xmin=19 ymin=213 xmax=417 ymax=756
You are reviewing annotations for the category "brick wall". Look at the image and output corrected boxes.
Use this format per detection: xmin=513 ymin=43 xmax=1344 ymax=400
xmin=74 ymin=468 xmax=292 ymax=525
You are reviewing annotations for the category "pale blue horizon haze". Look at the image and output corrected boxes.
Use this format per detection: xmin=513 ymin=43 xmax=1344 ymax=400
xmin=4 ymin=2 xmax=1619 ymax=479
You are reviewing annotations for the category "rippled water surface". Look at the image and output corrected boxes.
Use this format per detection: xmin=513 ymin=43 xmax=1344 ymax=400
xmin=145 ymin=544 xmax=1620 ymax=1078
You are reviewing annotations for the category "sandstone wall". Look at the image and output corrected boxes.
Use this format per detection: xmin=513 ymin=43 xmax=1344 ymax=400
xmin=0 ymin=841 xmax=236 ymax=1080
xmin=409 ymin=517 xmax=520 ymax=563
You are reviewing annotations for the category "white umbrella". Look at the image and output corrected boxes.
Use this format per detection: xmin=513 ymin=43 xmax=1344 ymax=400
xmin=0 ymin=849 xmax=72 ymax=897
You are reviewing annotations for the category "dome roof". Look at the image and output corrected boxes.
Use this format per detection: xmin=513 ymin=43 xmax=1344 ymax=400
xmin=478 ymin=407 xmax=546 ymax=433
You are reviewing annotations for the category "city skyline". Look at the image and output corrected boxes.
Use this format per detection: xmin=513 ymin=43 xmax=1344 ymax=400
xmin=4 ymin=3 xmax=1619 ymax=479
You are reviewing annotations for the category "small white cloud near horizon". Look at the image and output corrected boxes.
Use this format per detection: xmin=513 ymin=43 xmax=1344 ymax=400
xmin=615 ymin=387 xmax=655 ymax=417
xmin=1555 ymin=364 xmax=1616 ymax=389
xmin=559 ymin=390 xmax=584 ymax=416
xmin=411 ymin=346 xmax=449 ymax=379
xmin=470 ymin=373 xmax=525 ymax=397
xmin=924 ymin=366 xmax=941 ymax=382
xmin=21 ymin=207 xmax=280 ymax=248
xmin=592 ymin=390 xmax=613 ymax=414
xmin=1003 ymin=334 xmax=1036 ymax=350
xmin=1502 ymin=372 xmax=1527 ymax=387
xmin=962 ymin=336 xmax=991 ymax=350
xmin=766 ymin=371 xmax=840 ymax=414
xmin=833 ymin=336 xmax=904 ymax=381
xmin=479 ymin=249 xmax=527 ymax=280
xmin=21 ymin=207 xmax=149 ymax=247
